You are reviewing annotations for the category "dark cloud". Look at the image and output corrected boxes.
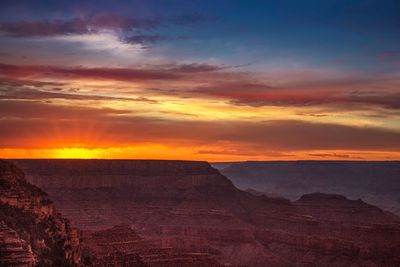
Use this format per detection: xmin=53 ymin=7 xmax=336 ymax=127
xmin=348 ymin=91 xmax=400 ymax=109
xmin=122 ymin=34 xmax=172 ymax=45
xmin=166 ymin=63 xmax=237 ymax=73
xmin=0 ymin=100 xmax=130 ymax=120
xmin=307 ymin=153 xmax=361 ymax=159
xmin=200 ymin=120 xmax=400 ymax=151
xmin=0 ymin=63 xmax=234 ymax=83
xmin=194 ymin=81 xmax=400 ymax=110
xmin=0 ymin=63 xmax=179 ymax=82
xmin=0 ymin=87 xmax=157 ymax=103
xmin=0 ymin=77 xmax=64 ymax=87
xmin=0 ymin=13 xmax=210 ymax=38
xmin=0 ymin=14 xmax=153 ymax=37
xmin=196 ymin=149 xmax=292 ymax=157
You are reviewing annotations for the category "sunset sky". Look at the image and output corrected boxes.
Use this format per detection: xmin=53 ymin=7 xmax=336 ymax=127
xmin=1 ymin=0 xmax=400 ymax=161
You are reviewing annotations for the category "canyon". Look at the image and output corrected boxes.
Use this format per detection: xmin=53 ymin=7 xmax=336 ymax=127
xmin=5 ymin=159 xmax=400 ymax=266
xmin=213 ymin=161 xmax=400 ymax=216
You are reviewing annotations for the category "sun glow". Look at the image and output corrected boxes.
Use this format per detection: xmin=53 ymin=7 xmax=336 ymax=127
xmin=53 ymin=148 xmax=102 ymax=159
xmin=1 ymin=146 xmax=400 ymax=161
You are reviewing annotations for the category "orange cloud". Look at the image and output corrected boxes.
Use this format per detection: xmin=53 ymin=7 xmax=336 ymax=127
xmin=1 ymin=63 xmax=400 ymax=161
xmin=1 ymin=99 xmax=400 ymax=153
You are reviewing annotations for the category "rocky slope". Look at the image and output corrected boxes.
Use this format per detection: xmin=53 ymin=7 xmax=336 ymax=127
xmin=84 ymin=224 xmax=222 ymax=267
xmin=11 ymin=159 xmax=400 ymax=266
xmin=0 ymin=160 xmax=84 ymax=267
xmin=213 ymin=160 xmax=400 ymax=216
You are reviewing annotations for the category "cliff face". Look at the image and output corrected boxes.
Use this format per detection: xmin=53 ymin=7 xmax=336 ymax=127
xmin=14 ymin=159 xmax=229 ymax=189
xmin=0 ymin=160 xmax=83 ymax=267
xmin=11 ymin=159 xmax=400 ymax=267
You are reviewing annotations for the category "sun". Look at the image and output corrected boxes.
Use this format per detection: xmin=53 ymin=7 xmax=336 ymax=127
xmin=53 ymin=148 xmax=101 ymax=159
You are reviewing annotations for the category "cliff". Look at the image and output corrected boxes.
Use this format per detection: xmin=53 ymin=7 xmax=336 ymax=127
xmin=11 ymin=159 xmax=400 ymax=267
xmin=0 ymin=160 xmax=84 ymax=267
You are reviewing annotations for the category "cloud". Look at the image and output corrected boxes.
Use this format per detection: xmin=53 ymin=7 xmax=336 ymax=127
xmin=0 ymin=77 xmax=64 ymax=87
xmin=0 ymin=63 xmax=179 ymax=82
xmin=2 ymin=62 xmax=400 ymax=113
xmin=0 ymin=14 xmax=151 ymax=37
xmin=0 ymin=86 xmax=157 ymax=103
xmin=169 ymin=63 xmax=240 ymax=73
xmin=348 ymin=91 xmax=400 ymax=109
xmin=2 ymin=63 xmax=400 ymax=113
xmin=197 ymin=148 xmax=292 ymax=157
xmin=1 ymin=99 xmax=400 ymax=152
xmin=122 ymin=34 xmax=175 ymax=45
xmin=194 ymin=81 xmax=400 ymax=110
xmin=0 ymin=62 xmax=235 ymax=83
xmin=0 ymin=100 xmax=130 ymax=119
xmin=0 ymin=13 xmax=210 ymax=38
xmin=307 ymin=153 xmax=363 ymax=159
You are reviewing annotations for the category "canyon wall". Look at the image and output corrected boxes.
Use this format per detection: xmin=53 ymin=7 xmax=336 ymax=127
xmin=0 ymin=160 xmax=84 ymax=267
xmin=11 ymin=159 xmax=400 ymax=267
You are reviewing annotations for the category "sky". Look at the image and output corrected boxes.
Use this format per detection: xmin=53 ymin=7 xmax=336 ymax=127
xmin=0 ymin=0 xmax=400 ymax=161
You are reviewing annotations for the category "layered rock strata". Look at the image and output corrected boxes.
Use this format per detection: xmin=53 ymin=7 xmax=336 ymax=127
xmin=12 ymin=159 xmax=400 ymax=267
xmin=0 ymin=160 xmax=84 ymax=267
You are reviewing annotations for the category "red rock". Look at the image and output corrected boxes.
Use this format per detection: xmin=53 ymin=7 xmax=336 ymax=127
xmin=10 ymin=159 xmax=400 ymax=267
xmin=0 ymin=160 xmax=84 ymax=266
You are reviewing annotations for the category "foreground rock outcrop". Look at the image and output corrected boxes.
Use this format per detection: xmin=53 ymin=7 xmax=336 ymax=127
xmin=12 ymin=159 xmax=400 ymax=266
xmin=0 ymin=160 xmax=84 ymax=267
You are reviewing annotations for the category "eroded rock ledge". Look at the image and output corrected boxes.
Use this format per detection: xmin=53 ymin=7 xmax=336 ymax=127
xmin=0 ymin=160 xmax=84 ymax=267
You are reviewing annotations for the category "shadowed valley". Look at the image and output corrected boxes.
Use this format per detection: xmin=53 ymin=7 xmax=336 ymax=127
xmin=213 ymin=161 xmax=400 ymax=216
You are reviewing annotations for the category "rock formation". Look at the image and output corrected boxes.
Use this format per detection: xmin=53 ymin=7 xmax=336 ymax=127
xmin=0 ymin=160 xmax=84 ymax=267
xmin=11 ymin=159 xmax=400 ymax=266
xmin=84 ymin=224 xmax=222 ymax=267
xmin=213 ymin=160 xmax=400 ymax=216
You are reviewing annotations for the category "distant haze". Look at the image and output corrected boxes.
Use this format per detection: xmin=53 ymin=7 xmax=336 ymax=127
xmin=213 ymin=160 xmax=400 ymax=216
